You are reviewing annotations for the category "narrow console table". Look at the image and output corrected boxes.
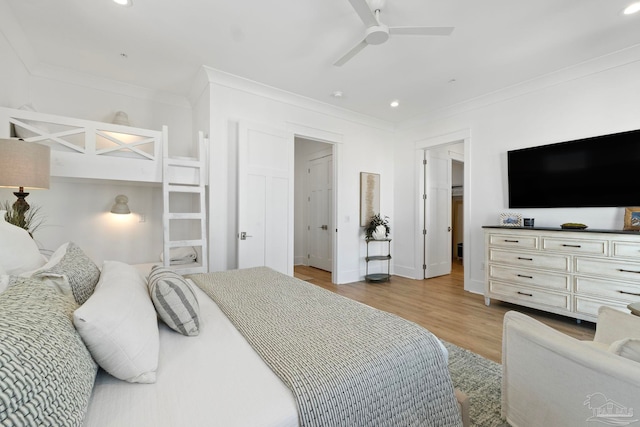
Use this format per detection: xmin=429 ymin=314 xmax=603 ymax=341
xmin=484 ymin=226 xmax=640 ymax=322
xmin=365 ymin=238 xmax=391 ymax=283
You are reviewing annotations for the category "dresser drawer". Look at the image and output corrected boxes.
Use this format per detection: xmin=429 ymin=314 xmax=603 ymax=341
xmin=575 ymin=257 xmax=640 ymax=281
xmin=489 ymin=281 xmax=570 ymax=310
xmin=489 ymin=265 xmax=570 ymax=291
xmin=574 ymin=296 xmax=632 ymax=318
xmin=575 ymin=276 xmax=640 ymax=303
xmin=542 ymin=237 xmax=607 ymax=256
xmin=488 ymin=234 xmax=538 ymax=250
xmin=612 ymin=241 xmax=640 ymax=261
xmin=489 ymin=249 xmax=571 ymax=272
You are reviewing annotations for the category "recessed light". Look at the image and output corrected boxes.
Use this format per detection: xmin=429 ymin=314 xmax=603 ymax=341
xmin=623 ymin=2 xmax=640 ymax=14
xmin=113 ymin=0 xmax=133 ymax=7
xmin=390 ymin=100 xmax=400 ymax=108
xmin=331 ymin=90 xmax=344 ymax=98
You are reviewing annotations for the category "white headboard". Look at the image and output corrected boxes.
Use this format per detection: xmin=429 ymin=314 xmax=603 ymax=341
xmin=0 ymin=107 xmax=166 ymax=183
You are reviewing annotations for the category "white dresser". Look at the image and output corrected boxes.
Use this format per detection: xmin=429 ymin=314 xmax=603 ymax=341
xmin=484 ymin=226 xmax=640 ymax=322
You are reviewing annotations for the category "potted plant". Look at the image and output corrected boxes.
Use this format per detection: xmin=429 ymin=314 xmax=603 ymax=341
xmin=365 ymin=213 xmax=390 ymax=240
xmin=2 ymin=201 xmax=46 ymax=237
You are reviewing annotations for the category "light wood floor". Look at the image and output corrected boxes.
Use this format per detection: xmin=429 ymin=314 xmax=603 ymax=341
xmin=294 ymin=262 xmax=596 ymax=363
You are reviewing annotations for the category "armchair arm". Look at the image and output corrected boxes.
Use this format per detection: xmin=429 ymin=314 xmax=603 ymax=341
xmin=502 ymin=310 xmax=640 ymax=427
xmin=594 ymin=305 xmax=640 ymax=345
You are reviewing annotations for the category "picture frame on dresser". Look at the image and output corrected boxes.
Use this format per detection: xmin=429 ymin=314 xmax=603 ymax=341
xmin=499 ymin=212 xmax=523 ymax=227
xmin=623 ymin=207 xmax=640 ymax=231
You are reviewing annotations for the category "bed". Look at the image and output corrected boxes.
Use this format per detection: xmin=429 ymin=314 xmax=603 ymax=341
xmin=0 ymin=223 xmax=463 ymax=426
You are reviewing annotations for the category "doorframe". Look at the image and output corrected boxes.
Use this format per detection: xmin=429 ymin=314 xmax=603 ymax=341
xmin=414 ymin=129 xmax=471 ymax=289
xmin=289 ymin=123 xmax=342 ymax=284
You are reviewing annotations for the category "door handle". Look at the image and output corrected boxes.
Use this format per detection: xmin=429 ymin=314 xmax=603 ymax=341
xmin=239 ymin=231 xmax=253 ymax=240
xmin=318 ymin=225 xmax=328 ymax=230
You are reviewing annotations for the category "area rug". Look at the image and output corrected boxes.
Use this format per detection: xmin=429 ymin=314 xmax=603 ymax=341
xmin=443 ymin=341 xmax=511 ymax=427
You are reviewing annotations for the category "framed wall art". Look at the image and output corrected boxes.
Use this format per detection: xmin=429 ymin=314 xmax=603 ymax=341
xmin=624 ymin=207 xmax=640 ymax=231
xmin=360 ymin=172 xmax=380 ymax=226
xmin=499 ymin=212 xmax=523 ymax=227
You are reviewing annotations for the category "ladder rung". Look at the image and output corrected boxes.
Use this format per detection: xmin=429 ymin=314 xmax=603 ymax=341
xmin=164 ymin=158 xmax=201 ymax=167
xmin=165 ymin=184 xmax=204 ymax=193
xmin=168 ymin=240 xmax=204 ymax=247
xmin=167 ymin=213 xmax=205 ymax=220
xmin=169 ymin=264 xmax=207 ymax=275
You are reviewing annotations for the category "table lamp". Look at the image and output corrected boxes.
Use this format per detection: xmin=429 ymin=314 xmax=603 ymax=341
xmin=0 ymin=138 xmax=50 ymax=228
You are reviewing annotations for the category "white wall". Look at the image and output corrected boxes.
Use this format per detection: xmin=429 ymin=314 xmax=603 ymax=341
xmin=394 ymin=48 xmax=640 ymax=294
xmin=202 ymin=68 xmax=395 ymax=284
xmin=0 ymin=31 xmax=30 ymax=110
xmin=0 ymin=180 xmax=162 ymax=265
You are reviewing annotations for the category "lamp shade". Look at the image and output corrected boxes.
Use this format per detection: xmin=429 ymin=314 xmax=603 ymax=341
xmin=111 ymin=194 xmax=131 ymax=214
xmin=0 ymin=139 xmax=50 ymax=190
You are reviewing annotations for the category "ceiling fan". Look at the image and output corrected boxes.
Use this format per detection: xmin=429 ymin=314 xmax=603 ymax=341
xmin=334 ymin=0 xmax=454 ymax=66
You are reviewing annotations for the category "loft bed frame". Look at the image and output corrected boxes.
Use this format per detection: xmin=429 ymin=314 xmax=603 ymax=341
xmin=0 ymin=107 xmax=164 ymax=183
xmin=0 ymin=107 xmax=208 ymax=274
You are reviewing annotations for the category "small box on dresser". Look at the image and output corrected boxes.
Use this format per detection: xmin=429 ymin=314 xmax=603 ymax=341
xmin=483 ymin=226 xmax=640 ymax=322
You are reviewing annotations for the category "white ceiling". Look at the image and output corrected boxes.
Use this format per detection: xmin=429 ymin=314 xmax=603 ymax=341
xmin=4 ymin=0 xmax=640 ymax=124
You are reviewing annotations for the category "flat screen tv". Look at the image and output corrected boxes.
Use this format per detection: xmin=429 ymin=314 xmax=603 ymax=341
xmin=508 ymin=128 xmax=640 ymax=208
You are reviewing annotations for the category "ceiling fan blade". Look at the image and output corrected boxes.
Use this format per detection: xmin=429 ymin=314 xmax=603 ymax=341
xmin=347 ymin=0 xmax=378 ymax=27
xmin=389 ymin=26 xmax=454 ymax=36
xmin=333 ymin=39 xmax=369 ymax=66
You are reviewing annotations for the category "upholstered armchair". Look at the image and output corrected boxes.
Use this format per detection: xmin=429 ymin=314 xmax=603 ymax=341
xmin=502 ymin=306 xmax=640 ymax=427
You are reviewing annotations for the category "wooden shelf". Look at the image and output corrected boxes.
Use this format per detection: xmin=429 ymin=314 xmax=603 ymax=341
xmin=365 ymin=239 xmax=391 ymax=283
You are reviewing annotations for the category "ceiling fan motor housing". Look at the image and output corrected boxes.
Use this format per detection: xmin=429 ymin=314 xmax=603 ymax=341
xmin=365 ymin=25 xmax=390 ymax=45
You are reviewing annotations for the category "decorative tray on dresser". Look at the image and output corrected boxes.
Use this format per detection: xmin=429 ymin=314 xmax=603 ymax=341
xmin=483 ymin=226 xmax=640 ymax=322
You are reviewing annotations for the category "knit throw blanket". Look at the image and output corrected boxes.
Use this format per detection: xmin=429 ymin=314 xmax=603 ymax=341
xmin=189 ymin=267 xmax=462 ymax=427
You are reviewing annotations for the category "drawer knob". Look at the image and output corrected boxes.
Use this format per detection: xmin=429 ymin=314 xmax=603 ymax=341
xmin=517 ymin=274 xmax=534 ymax=279
xmin=517 ymin=257 xmax=534 ymax=261
xmin=517 ymin=291 xmax=533 ymax=297
xmin=561 ymin=244 xmax=582 ymax=248
xmin=618 ymin=269 xmax=640 ymax=274
xmin=618 ymin=290 xmax=640 ymax=296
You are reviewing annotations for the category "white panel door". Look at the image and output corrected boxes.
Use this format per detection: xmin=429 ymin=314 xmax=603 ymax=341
xmin=307 ymin=152 xmax=333 ymax=271
xmin=424 ymin=149 xmax=452 ymax=279
xmin=238 ymin=122 xmax=294 ymax=275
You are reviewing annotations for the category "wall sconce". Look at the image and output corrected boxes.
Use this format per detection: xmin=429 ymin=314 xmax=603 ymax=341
xmin=110 ymin=195 xmax=131 ymax=214
xmin=0 ymin=138 xmax=50 ymax=227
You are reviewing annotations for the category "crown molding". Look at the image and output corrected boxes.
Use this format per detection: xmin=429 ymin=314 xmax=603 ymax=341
xmin=201 ymin=66 xmax=395 ymax=132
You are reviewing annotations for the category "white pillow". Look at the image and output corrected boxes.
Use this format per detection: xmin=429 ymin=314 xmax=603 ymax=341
xmin=609 ymin=338 xmax=640 ymax=363
xmin=0 ymin=210 xmax=46 ymax=275
xmin=73 ymin=260 xmax=159 ymax=383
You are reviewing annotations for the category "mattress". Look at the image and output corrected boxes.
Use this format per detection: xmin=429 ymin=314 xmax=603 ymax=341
xmin=83 ymin=283 xmax=298 ymax=427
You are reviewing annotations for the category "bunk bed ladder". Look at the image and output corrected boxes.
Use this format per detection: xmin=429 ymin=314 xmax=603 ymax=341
xmin=162 ymin=131 xmax=208 ymax=275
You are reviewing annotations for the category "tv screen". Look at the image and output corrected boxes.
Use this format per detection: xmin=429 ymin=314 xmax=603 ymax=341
xmin=508 ymin=128 xmax=640 ymax=208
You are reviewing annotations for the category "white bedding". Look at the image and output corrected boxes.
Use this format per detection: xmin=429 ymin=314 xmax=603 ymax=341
xmin=83 ymin=283 xmax=298 ymax=427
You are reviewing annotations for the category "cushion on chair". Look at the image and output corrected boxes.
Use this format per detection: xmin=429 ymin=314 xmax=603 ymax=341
xmin=609 ymin=338 xmax=640 ymax=363
xmin=594 ymin=306 xmax=640 ymax=345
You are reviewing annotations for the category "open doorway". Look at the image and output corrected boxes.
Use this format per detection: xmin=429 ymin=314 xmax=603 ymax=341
xmin=422 ymin=142 xmax=464 ymax=280
xmin=294 ymin=137 xmax=334 ymax=278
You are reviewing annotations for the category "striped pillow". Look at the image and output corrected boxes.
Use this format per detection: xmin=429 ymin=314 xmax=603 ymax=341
xmin=148 ymin=266 xmax=200 ymax=336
